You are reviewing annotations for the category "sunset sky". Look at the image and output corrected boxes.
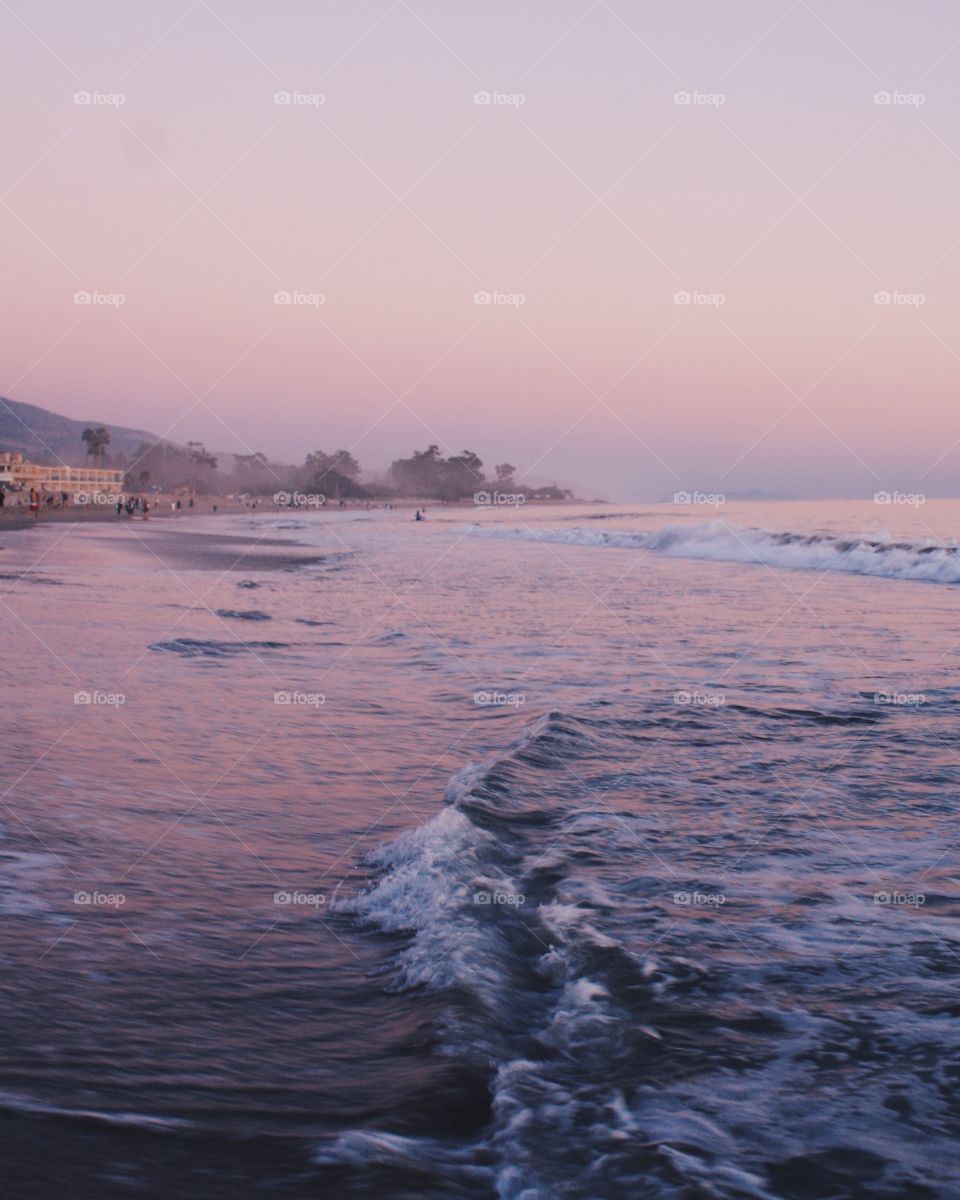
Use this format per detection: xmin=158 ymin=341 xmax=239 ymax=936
xmin=3 ymin=0 xmax=960 ymax=499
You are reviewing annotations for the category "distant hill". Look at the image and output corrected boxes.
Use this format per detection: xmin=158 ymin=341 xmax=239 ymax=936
xmin=0 ymin=397 xmax=168 ymax=466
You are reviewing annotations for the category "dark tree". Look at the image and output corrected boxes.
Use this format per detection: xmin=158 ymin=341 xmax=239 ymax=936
xmin=389 ymin=445 xmax=445 ymax=496
xmin=439 ymin=450 xmax=484 ymax=500
xmin=495 ymin=463 xmax=517 ymax=488
xmin=389 ymin=446 xmax=484 ymax=500
xmin=81 ymin=425 xmax=111 ymax=466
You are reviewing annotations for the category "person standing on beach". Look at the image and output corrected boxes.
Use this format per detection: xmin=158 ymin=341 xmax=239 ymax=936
xmin=29 ymin=488 xmax=40 ymax=519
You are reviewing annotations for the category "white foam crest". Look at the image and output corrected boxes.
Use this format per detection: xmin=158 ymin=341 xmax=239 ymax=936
xmin=341 ymin=807 xmax=517 ymax=996
xmin=463 ymin=520 xmax=960 ymax=585
xmin=487 ymin=1057 xmax=637 ymax=1199
xmin=312 ymin=1128 xmax=494 ymax=1186
xmin=645 ymin=521 xmax=960 ymax=584
xmin=538 ymin=901 xmax=618 ymax=950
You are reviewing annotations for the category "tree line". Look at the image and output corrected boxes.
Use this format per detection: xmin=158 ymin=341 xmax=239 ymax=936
xmin=387 ymin=446 xmax=570 ymax=501
xmin=79 ymin=427 xmax=571 ymax=501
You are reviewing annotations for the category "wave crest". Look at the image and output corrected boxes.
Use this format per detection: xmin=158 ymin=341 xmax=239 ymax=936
xmin=464 ymin=520 xmax=960 ymax=584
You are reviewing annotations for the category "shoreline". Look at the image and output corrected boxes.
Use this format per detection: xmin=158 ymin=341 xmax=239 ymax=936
xmin=0 ymin=496 xmax=245 ymax=530
xmin=0 ymin=495 xmax=593 ymax=532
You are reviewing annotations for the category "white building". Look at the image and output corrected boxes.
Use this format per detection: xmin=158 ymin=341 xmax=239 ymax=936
xmin=0 ymin=451 xmax=125 ymax=495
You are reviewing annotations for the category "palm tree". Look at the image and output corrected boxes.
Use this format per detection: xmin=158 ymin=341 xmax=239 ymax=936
xmin=81 ymin=426 xmax=111 ymax=467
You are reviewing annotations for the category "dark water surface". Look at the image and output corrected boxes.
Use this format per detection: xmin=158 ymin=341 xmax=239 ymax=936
xmin=1 ymin=502 xmax=958 ymax=1198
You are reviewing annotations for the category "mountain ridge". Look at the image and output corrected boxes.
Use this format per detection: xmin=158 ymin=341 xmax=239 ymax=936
xmin=0 ymin=397 xmax=169 ymax=465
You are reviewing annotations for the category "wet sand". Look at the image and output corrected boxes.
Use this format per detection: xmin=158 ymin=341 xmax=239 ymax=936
xmin=0 ymin=510 xmax=331 ymax=573
xmin=108 ymin=525 xmax=330 ymax=572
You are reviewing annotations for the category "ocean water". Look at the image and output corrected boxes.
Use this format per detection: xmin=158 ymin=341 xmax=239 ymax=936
xmin=1 ymin=500 xmax=959 ymax=1199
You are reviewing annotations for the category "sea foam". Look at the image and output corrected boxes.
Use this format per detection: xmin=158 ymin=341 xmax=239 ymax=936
xmin=463 ymin=520 xmax=960 ymax=584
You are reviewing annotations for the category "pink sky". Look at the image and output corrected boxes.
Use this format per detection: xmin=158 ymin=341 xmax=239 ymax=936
xmin=2 ymin=0 xmax=960 ymax=498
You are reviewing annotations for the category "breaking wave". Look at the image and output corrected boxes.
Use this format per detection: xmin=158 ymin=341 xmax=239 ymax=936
xmin=463 ymin=520 xmax=960 ymax=584
xmin=326 ymin=713 xmax=743 ymax=1198
xmin=321 ymin=704 xmax=959 ymax=1198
